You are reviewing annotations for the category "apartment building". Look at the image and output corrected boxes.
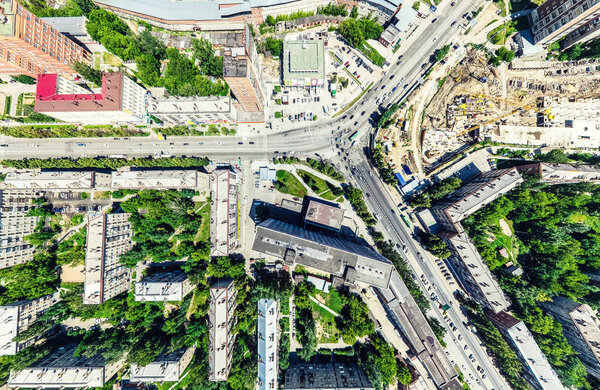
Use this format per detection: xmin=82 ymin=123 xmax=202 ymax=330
xmin=2 ymin=170 xmax=107 ymax=191
xmin=134 ymin=271 xmax=195 ymax=302
xmin=130 ymin=347 xmax=196 ymax=382
xmin=0 ymin=293 xmax=60 ymax=356
xmin=34 ymin=72 xmax=147 ymax=124
xmin=210 ymin=168 xmax=240 ymax=257
xmin=84 ymin=213 xmax=133 ymax=305
xmin=284 ymin=362 xmax=373 ymax=390
xmin=430 ymin=168 xmax=523 ymax=233
xmin=529 ymin=0 xmax=600 ymax=48
xmin=257 ymin=299 xmax=278 ymax=390
xmin=209 ymin=279 xmax=237 ymax=381
xmin=8 ymin=344 xmax=124 ymax=388
xmin=111 ymin=169 xmax=206 ymax=190
xmin=147 ymin=96 xmax=235 ymax=125
xmin=252 ymin=218 xmax=394 ymax=289
xmin=0 ymin=189 xmax=40 ymax=269
xmin=440 ymin=231 xmax=510 ymax=313
xmin=303 ymin=200 xmax=345 ymax=232
xmin=0 ymin=0 xmax=91 ymax=77
xmin=542 ymin=297 xmax=600 ymax=379
xmin=223 ymin=26 xmax=265 ymax=116
xmin=518 ymin=162 xmax=600 ymax=183
xmin=488 ymin=311 xmax=565 ymax=390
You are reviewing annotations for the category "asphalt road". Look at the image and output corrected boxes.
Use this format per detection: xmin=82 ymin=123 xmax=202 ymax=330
xmin=0 ymin=1 xmax=509 ymax=388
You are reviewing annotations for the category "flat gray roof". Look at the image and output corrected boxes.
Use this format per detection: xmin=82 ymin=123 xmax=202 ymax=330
xmin=284 ymin=362 xmax=373 ymax=390
xmin=283 ymin=40 xmax=325 ymax=83
xmin=304 ymin=200 xmax=344 ymax=231
xmin=252 ymin=219 xmax=393 ymax=288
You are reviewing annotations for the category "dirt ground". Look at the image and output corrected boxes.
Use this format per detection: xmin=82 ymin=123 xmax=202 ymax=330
xmin=60 ymin=264 xmax=84 ymax=283
xmin=499 ymin=218 xmax=512 ymax=236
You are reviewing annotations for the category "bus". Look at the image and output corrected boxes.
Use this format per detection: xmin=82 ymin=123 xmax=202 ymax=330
xmin=401 ymin=214 xmax=413 ymax=229
xmin=349 ymin=130 xmax=360 ymax=141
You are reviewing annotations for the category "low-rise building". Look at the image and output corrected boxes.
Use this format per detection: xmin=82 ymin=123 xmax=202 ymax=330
xmin=147 ymin=96 xmax=235 ymax=125
xmin=284 ymin=362 xmax=373 ymax=390
xmin=378 ymin=5 xmax=418 ymax=48
xmin=257 ymin=299 xmax=278 ymax=390
xmin=252 ymin=218 xmax=394 ymax=289
xmin=303 ymin=200 xmax=344 ymax=232
xmin=210 ymin=168 xmax=239 ymax=257
xmin=282 ymin=40 xmax=325 ymax=88
xmin=542 ymin=297 xmax=600 ymax=379
xmin=134 ymin=271 xmax=194 ymax=302
xmin=0 ymin=293 xmax=60 ymax=356
xmin=84 ymin=213 xmax=133 ymax=305
xmin=440 ymin=231 xmax=510 ymax=313
xmin=430 ymin=168 xmax=523 ymax=233
xmin=8 ymin=345 xmax=124 ymax=388
xmin=34 ymin=73 xmax=147 ymax=124
xmin=209 ymin=279 xmax=237 ymax=381
xmin=2 ymin=170 xmax=109 ymax=191
xmin=518 ymin=162 xmax=600 ymax=184
xmin=0 ymin=189 xmax=41 ymax=269
xmin=488 ymin=311 xmax=564 ymax=390
xmin=111 ymin=169 xmax=205 ymax=190
xmin=130 ymin=347 xmax=196 ymax=382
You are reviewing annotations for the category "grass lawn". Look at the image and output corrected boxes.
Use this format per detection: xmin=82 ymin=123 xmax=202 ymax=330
xmin=103 ymin=52 xmax=122 ymax=66
xmin=314 ymin=289 xmax=343 ymax=313
xmin=275 ymin=170 xmax=307 ymax=197
xmin=194 ymin=202 xmax=211 ymax=243
xmin=296 ymin=169 xmax=343 ymax=201
xmin=310 ymin=300 xmax=340 ymax=343
xmin=487 ymin=16 xmax=529 ymax=44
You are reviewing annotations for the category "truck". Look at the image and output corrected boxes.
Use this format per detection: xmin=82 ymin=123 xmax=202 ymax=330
xmin=401 ymin=214 xmax=413 ymax=229
xmin=395 ymin=172 xmax=406 ymax=186
xmin=349 ymin=130 xmax=360 ymax=141
xmin=402 ymin=164 xmax=412 ymax=176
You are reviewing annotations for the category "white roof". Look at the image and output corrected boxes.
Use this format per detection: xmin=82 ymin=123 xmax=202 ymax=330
xmin=258 ymin=299 xmax=278 ymax=390
xmin=3 ymin=170 xmax=94 ymax=190
xmin=134 ymin=272 xmax=192 ymax=302
xmin=111 ymin=170 xmax=199 ymax=189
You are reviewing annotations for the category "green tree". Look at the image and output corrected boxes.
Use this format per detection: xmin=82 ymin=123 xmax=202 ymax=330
xmin=397 ymin=364 xmax=412 ymax=385
xmin=338 ymin=18 xmax=364 ymax=47
xmin=350 ymin=5 xmax=358 ymax=18
xmin=72 ymin=61 xmax=102 ymax=85
xmin=336 ymin=292 xmax=375 ymax=344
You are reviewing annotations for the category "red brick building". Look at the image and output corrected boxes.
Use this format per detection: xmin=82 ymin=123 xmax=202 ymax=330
xmin=0 ymin=0 xmax=91 ymax=77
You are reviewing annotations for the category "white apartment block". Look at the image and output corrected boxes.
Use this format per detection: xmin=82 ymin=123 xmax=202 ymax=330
xmin=209 ymin=278 xmax=237 ymax=381
xmin=147 ymin=96 xmax=235 ymax=125
xmin=519 ymin=162 xmax=600 ymax=183
xmin=134 ymin=271 xmax=195 ymax=302
xmin=0 ymin=293 xmax=60 ymax=356
xmin=130 ymin=346 xmax=196 ymax=382
xmin=2 ymin=170 xmax=110 ymax=191
xmin=0 ymin=189 xmax=41 ymax=269
xmin=257 ymin=299 xmax=278 ymax=390
xmin=84 ymin=213 xmax=133 ymax=305
xmin=210 ymin=169 xmax=239 ymax=257
xmin=111 ymin=169 xmax=205 ymax=190
xmin=8 ymin=345 xmax=124 ymax=388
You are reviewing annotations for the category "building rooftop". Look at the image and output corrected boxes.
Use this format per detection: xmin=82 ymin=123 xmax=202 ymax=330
xmin=257 ymin=299 xmax=278 ymax=390
xmin=134 ymin=272 xmax=192 ymax=302
xmin=252 ymin=219 xmax=393 ymax=288
xmin=445 ymin=232 xmax=510 ymax=312
xmin=283 ymin=40 xmax=325 ymax=83
xmin=209 ymin=278 xmax=236 ymax=381
xmin=3 ymin=170 xmax=95 ymax=190
xmin=210 ymin=169 xmax=238 ymax=257
xmin=111 ymin=169 xmax=200 ymax=189
xmin=434 ymin=168 xmax=523 ymax=228
xmin=35 ymin=73 xmax=123 ymax=113
xmin=148 ymin=96 xmax=231 ymax=115
xmin=40 ymin=16 xmax=87 ymax=37
xmin=488 ymin=312 xmax=564 ymax=389
xmin=224 ymin=56 xmax=248 ymax=78
xmin=394 ymin=4 xmax=418 ymax=32
xmin=130 ymin=347 xmax=195 ymax=382
xmin=304 ymin=200 xmax=344 ymax=231
xmin=283 ymin=362 xmax=373 ymax=390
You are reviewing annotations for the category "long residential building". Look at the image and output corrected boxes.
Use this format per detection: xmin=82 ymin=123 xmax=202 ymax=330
xmin=0 ymin=293 xmax=60 ymax=356
xmin=529 ymin=0 xmax=600 ymax=48
xmin=518 ymin=162 xmax=600 ymax=183
xmin=257 ymin=298 xmax=278 ymax=390
xmin=147 ymin=96 xmax=236 ymax=125
xmin=83 ymin=213 xmax=133 ymax=305
xmin=134 ymin=271 xmax=195 ymax=302
xmin=0 ymin=0 xmax=91 ymax=77
xmin=8 ymin=344 xmax=124 ymax=388
xmin=209 ymin=278 xmax=237 ymax=381
xmin=130 ymin=347 xmax=196 ymax=382
xmin=0 ymin=189 xmax=41 ymax=269
xmin=2 ymin=170 xmax=107 ymax=191
xmin=34 ymin=73 xmax=147 ymax=124
xmin=430 ymin=168 xmax=523 ymax=233
xmin=283 ymin=362 xmax=373 ymax=390
xmin=210 ymin=168 xmax=239 ymax=257
xmin=111 ymin=169 xmax=206 ymax=190
xmin=542 ymin=297 xmax=600 ymax=379
xmin=488 ymin=311 xmax=564 ymax=390
xmin=251 ymin=219 xmax=460 ymax=389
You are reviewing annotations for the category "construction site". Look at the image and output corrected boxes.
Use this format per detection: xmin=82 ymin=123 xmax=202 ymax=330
xmin=376 ymin=47 xmax=600 ymax=177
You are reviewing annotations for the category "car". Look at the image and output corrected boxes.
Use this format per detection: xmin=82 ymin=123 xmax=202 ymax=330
xmin=238 ymin=142 xmax=243 ymax=145
xmin=249 ymin=141 xmax=255 ymax=144
xmin=431 ymin=18 xmax=437 ymax=23
xmin=183 ymin=142 xmax=189 ymax=145
xmin=451 ymin=21 xmax=457 ymax=27
xmin=458 ymin=334 xmax=463 ymax=340
xmin=0 ymin=144 xmax=8 ymax=147
xmin=451 ymin=1 xmax=455 ymax=5
xmin=464 ymin=344 xmax=469 ymax=350
xmin=381 ymin=85 xmax=386 ymax=89
xmin=77 ymin=143 xmax=86 ymax=147
xmin=389 ymin=75 xmax=395 ymax=80
xmin=361 ymin=111 xmax=366 ymax=115
xmin=392 ymin=87 xmax=397 ymax=92
xmin=433 ymin=37 xmax=437 ymax=42
xmin=481 ymin=374 xmax=486 ymax=379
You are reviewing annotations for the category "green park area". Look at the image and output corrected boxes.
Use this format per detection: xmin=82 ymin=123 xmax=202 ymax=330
xmin=297 ymin=169 xmax=344 ymax=202
xmin=274 ymin=170 xmax=307 ymax=197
